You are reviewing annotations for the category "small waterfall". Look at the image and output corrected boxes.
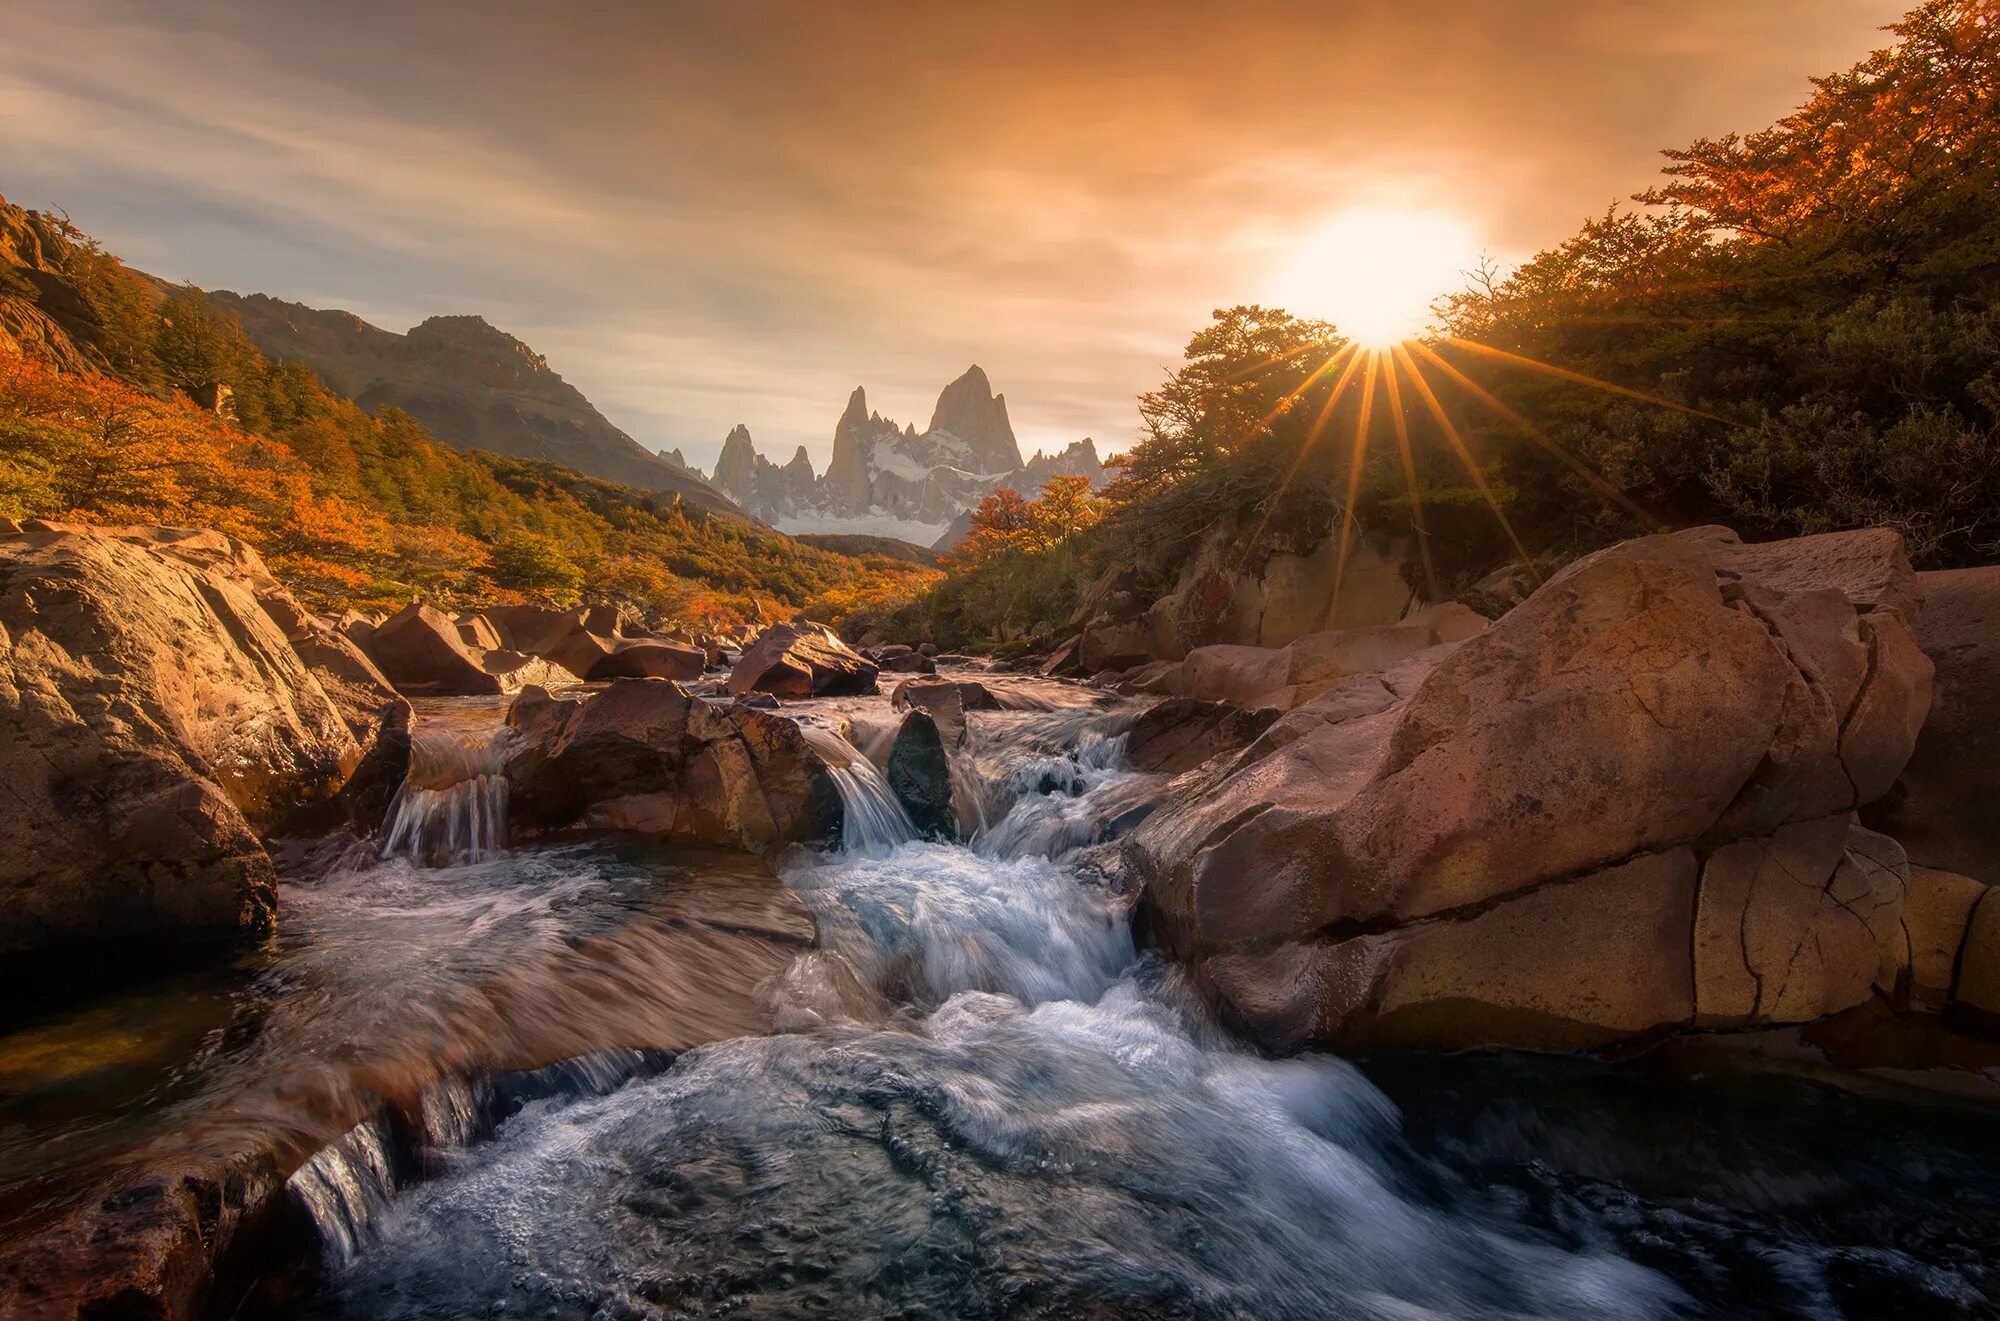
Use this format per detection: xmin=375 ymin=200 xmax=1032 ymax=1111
xmin=288 ymin=1120 xmax=398 ymax=1268
xmin=798 ymin=722 xmax=918 ymax=853
xmin=379 ymin=727 xmax=512 ymax=865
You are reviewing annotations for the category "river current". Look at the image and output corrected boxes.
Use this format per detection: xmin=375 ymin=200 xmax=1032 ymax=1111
xmin=6 ymin=679 xmax=2000 ymax=1318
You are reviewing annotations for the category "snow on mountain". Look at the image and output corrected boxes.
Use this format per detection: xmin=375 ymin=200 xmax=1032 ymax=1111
xmin=711 ymin=365 xmax=1108 ymax=541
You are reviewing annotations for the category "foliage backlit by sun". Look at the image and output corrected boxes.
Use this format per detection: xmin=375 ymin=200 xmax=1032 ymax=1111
xmin=1268 ymin=208 xmax=1482 ymax=347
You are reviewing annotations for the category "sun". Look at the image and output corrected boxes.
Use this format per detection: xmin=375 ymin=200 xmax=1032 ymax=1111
xmin=1266 ymin=208 xmax=1482 ymax=348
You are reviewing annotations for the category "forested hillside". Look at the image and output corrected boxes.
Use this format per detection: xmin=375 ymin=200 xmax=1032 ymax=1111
xmin=910 ymin=0 xmax=2000 ymax=650
xmin=0 ymin=201 xmax=934 ymax=626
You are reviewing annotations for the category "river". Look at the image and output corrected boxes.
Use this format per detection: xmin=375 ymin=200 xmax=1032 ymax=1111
xmin=5 ymin=679 xmax=2000 ymax=1318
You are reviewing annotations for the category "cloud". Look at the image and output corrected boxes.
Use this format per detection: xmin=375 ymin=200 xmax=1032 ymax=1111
xmin=0 ymin=0 xmax=1908 ymax=469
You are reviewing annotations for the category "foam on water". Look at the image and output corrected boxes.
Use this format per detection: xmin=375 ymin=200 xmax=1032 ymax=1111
xmin=298 ymin=689 xmax=1697 ymax=1320
xmin=378 ymin=726 xmax=513 ymax=865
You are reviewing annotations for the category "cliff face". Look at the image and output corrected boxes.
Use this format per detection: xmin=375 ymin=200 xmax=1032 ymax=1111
xmin=0 ymin=194 xmax=119 ymax=372
xmin=712 ymin=366 xmax=1107 ymax=535
xmin=209 ymin=293 xmax=739 ymax=518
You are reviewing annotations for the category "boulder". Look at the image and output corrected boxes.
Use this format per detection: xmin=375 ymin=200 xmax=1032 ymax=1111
xmin=886 ymin=710 xmax=957 ymax=841
xmin=483 ymin=603 xmax=580 ymax=656
xmin=1867 ymin=565 xmax=2000 ymax=882
xmin=589 ymin=637 xmax=706 ymax=682
xmin=1040 ymin=635 xmax=1085 ymax=677
xmin=581 ymin=602 xmax=626 ymax=636
xmin=1180 ymin=603 xmax=1487 ymax=713
xmin=1129 ymin=526 xmax=1934 ymax=1052
xmin=363 ymin=602 xmax=503 ymax=696
xmin=456 ymin=612 xmax=503 ymax=651
xmin=1124 ymin=698 xmax=1279 ymax=775
xmin=1950 ymin=891 xmax=2000 ymax=1030
xmin=919 ymin=642 xmax=940 ymax=657
xmin=505 ymin=680 xmax=841 ymax=850
xmin=540 ymin=621 xmax=619 ymax=681
xmin=891 ymin=676 xmax=1000 ymax=714
xmin=728 ymin=620 xmax=878 ymax=698
xmin=337 ymin=610 xmax=382 ymax=645
xmin=1077 ymin=617 xmax=1153 ymax=673
xmin=1112 ymin=660 xmax=1184 ymax=697
xmin=0 ymin=523 xmax=370 ymax=959
xmin=881 ymin=651 xmax=938 ymax=675
xmin=480 ymin=649 xmax=577 ymax=693
xmin=1902 ymin=865 xmax=1988 ymax=1013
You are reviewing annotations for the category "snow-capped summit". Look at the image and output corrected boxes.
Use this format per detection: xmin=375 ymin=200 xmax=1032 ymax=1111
xmin=710 ymin=367 xmax=1108 ymax=541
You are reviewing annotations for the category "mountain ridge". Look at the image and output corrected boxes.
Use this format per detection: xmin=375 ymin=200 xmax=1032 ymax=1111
xmin=712 ymin=365 xmax=1107 ymax=536
xmin=207 ymin=291 xmax=741 ymax=519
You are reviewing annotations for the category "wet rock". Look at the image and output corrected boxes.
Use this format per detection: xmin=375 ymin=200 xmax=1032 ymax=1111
xmin=506 ymin=680 xmax=841 ymax=851
xmin=1130 ymin=526 xmax=1934 ymax=1052
xmin=1124 ymin=698 xmax=1279 ymax=774
xmin=886 ymin=709 xmax=957 ymax=841
xmin=881 ymin=650 xmax=938 ymax=675
xmin=919 ymin=642 xmax=940 ymax=657
xmin=728 ymin=620 xmax=878 ymax=698
xmin=0 ymin=523 xmax=372 ymax=958
xmin=364 ymin=601 xmax=503 ymax=695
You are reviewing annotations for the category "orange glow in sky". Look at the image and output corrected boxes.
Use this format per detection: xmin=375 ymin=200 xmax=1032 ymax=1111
xmin=1265 ymin=208 xmax=1485 ymax=347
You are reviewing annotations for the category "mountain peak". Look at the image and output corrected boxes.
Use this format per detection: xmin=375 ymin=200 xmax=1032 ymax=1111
xmin=928 ymin=364 xmax=1021 ymax=473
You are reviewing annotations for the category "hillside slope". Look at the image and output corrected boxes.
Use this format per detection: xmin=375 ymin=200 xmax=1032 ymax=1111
xmin=0 ymin=191 xmax=935 ymax=628
xmin=209 ymin=292 xmax=739 ymax=518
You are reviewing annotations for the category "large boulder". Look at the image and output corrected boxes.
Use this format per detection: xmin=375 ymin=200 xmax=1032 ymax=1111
xmin=728 ymin=620 xmax=878 ymax=698
xmin=505 ymin=680 xmax=842 ymax=851
xmin=1866 ymin=565 xmax=2000 ymax=882
xmin=483 ymin=603 xmax=580 ymax=656
xmin=1130 ymin=526 xmax=1933 ymax=1052
xmin=1180 ymin=603 xmax=1487 ymax=713
xmin=885 ymin=709 xmax=957 ymax=841
xmin=363 ymin=601 xmax=502 ymax=696
xmin=0 ymin=523 xmax=374 ymax=958
xmin=590 ymin=637 xmax=707 ymax=681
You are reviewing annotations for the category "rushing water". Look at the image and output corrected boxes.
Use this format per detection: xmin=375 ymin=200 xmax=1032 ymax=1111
xmin=9 ymin=685 xmax=2000 ymax=1318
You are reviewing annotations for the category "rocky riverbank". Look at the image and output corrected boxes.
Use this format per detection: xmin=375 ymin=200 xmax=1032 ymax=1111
xmin=8 ymin=517 xmax=2000 ymax=1318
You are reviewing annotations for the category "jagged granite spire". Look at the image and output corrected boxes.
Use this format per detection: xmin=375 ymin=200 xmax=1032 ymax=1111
xmin=926 ymin=365 xmax=1022 ymax=474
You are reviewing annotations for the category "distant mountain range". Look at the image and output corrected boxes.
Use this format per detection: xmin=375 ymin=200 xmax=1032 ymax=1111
xmin=209 ymin=293 xmax=738 ymax=518
xmin=707 ymin=365 xmax=1108 ymax=547
xmin=211 ymin=296 xmax=1105 ymax=550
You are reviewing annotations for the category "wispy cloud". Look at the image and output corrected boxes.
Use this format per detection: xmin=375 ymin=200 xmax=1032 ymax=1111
xmin=0 ymin=0 xmax=1906 ymax=469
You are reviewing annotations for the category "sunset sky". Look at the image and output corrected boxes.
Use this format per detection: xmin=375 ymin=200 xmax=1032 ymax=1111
xmin=0 ymin=0 xmax=1908 ymax=470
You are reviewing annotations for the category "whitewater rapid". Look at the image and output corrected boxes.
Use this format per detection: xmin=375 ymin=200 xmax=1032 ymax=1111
xmin=291 ymin=692 xmax=1686 ymax=1320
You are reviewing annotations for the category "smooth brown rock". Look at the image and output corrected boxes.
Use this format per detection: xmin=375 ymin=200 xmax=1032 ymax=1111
xmin=881 ymin=650 xmax=938 ymax=675
xmin=364 ymin=601 xmax=503 ymax=696
xmin=505 ymin=679 xmax=841 ymax=850
xmin=1868 ymin=565 xmax=2000 ymax=881
xmin=1693 ymin=817 xmax=1908 ymax=1027
xmin=728 ymin=620 xmax=878 ymax=698
xmin=1131 ymin=525 xmax=1933 ymax=1052
xmin=1209 ymin=850 xmax=1701 ymax=1053
xmin=1904 ymin=866 xmax=1987 ymax=1013
xmin=456 ymin=612 xmax=503 ymax=651
xmin=1950 ymin=889 xmax=2000 ymax=1028
xmin=483 ymin=603 xmax=581 ymax=656
xmin=588 ymin=637 xmax=706 ymax=681
xmin=1124 ymin=698 xmax=1279 ymax=775
xmin=0 ymin=524 xmax=366 ymax=957
xmin=1180 ymin=604 xmax=1484 ymax=713
xmin=480 ymin=649 xmax=577 ymax=693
